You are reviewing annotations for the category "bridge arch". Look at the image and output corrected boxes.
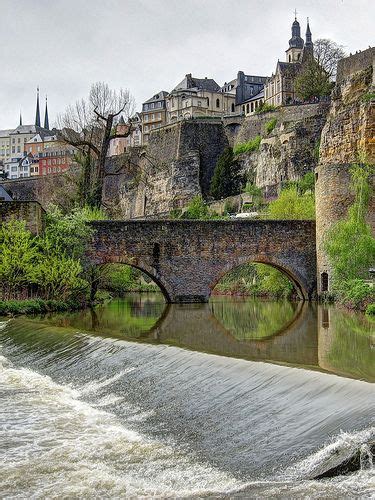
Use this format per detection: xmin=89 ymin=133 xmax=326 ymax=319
xmin=209 ymin=255 xmax=311 ymax=301
xmin=93 ymin=256 xmax=172 ymax=303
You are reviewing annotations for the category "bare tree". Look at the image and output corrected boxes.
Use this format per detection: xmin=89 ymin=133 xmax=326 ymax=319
xmin=295 ymin=38 xmax=346 ymax=100
xmin=58 ymin=82 xmax=135 ymax=207
xmin=313 ymin=39 xmax=346 ymax=80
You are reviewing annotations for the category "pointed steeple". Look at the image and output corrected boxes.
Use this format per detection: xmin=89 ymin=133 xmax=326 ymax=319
xmin=305 ymin=18 xmax=313 ymax=48
xmin=19 ymin=110 xmax=22 ymax=126
xmin=35 ymin=87 xmax=41 ymax=127
xmin=44 ymin=95 xmax=49 ymax=130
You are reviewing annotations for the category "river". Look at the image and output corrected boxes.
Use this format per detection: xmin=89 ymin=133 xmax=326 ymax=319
xmin=0 ymin=293 xmax=374 ymax=498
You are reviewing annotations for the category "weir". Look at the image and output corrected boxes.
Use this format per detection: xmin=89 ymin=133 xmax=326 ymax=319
xmin=87 ymin=219 xmax=317 ymax=303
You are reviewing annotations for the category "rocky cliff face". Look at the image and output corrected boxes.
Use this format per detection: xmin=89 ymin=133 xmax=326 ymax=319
xmin=234 ymin=103 xmax=329 ymax=198
xmin=315 ymin=65 xmax=375 ymax=293
xmin=103 ymin=121 xmax=228 ymax=218
xmin=101 ymin=104 xmax=330 ymax=217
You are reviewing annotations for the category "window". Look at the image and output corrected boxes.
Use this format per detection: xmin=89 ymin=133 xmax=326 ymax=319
xmin=251 ymin=102 xmax=254 ymax=112
xmin=231 ymin=103 xmax=235 ymax=112
xmin=246 ymin=104 xmax=250 ymax=113
xmin=216 ymin=98 xmax=220 ymax=108
xmin=321 ymin=272 xmax=329 ymax=292
xmin=207 ymin=98 xmax=209 ymax=106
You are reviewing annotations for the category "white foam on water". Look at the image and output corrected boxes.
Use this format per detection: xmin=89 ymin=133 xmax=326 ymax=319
xmin=0 ymin=351 xmax=247 ymax=498
xmin=1 ymin=322 xmax=374 ymax=498
xmin=284 ymin=427 xmax=375 ymax=480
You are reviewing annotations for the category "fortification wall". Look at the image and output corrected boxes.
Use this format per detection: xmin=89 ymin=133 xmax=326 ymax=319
xmin=336 ymin=47 xmax=375 ymax=83
xmin=0 ymin=200 xmax=45 ymax=234
xmin=103 ymin=120 xmax=228 ymax=218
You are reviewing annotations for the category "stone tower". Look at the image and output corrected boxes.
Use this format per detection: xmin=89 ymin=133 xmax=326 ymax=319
xmin=285 ymin=16 xmax=304 ymax=63
xmin=315 ymin=47 xmax=375 ymax=293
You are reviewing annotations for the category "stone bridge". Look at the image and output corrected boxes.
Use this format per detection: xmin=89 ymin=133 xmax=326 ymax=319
xmin=87 ymin=220 xmax=317 ymax=303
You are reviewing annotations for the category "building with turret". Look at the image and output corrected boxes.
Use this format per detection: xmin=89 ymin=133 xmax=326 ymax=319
xmin=264 ymin=16 xmax=314 ymax=106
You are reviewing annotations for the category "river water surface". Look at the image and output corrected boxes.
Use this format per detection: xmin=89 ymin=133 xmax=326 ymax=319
xmin=0 ymin=293 xmax=374 ymax=498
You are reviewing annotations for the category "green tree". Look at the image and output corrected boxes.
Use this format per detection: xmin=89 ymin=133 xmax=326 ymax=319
xmin=0 ymin=220 xmax=38 ymax=299
xmin=295 ymin=58 xmax=333 ymax=100
xmin=267 ymin=187 xmax=316 ymax=220
xmin=181 ymin=195 xmax=212 ymax=219
xmin=31 ymin=253 xmax=85 ymax=300
xmin=210 ymin=147 xmax=243 ymax=199
xmin=295 ymin=38 xmax=345 ymax=100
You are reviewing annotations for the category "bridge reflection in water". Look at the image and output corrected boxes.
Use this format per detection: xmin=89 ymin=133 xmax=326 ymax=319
xmin=23 ymin=293 xmax=374 ymax=382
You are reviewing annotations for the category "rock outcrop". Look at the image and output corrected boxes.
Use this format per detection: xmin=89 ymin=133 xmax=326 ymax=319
xmin=315 ymin=51 xmax=375 ymax=293
xmin=234 ymin=103 xmax=329 ymax=198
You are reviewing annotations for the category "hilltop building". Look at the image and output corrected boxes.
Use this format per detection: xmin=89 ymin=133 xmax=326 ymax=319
xmin=142 ymin=91 xmax=168 ymax=144
xmin=166 ymin=74 xmax=236 ymax=123
xmin=125 ymin=113 xmax=143 ymax=148
xmin=264 ymin=16 xmax=314 ymax=106
xmin=0 ymin=88 xmax=52 ymax=177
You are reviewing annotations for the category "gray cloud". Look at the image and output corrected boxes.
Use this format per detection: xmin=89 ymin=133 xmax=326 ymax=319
xmin=0 ymin=0 xmax=373 ymax=128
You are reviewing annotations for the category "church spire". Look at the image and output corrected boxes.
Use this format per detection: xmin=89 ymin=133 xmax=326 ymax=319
xmin=19 ymin=110 xmax=22 ymax=126
xmin=44 ymin=95 xmax=49 ymax=130
xmin=305 ymin=18 xmax=313 ymax=48
xmin=35 ymin=87 xmax=41 ymax=127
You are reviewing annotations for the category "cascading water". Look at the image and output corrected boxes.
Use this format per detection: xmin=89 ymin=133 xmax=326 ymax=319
xmin=0 ymin=296 xmax=374 ymax=498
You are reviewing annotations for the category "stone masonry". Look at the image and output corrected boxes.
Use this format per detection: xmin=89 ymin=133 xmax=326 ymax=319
xmin=0 ymin=201 xmax=45 ymax=235
xmin=87 ymin=219 xmax=317 ymax=303
xmin=316 ymin=62 xmax=375 ymax=293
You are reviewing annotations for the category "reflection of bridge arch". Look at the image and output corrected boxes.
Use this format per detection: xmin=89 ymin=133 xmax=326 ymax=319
xmin=87 ymin=220 xmax=317 ymax=303
xmin=151 ymin=301 xmax=318 ymax=366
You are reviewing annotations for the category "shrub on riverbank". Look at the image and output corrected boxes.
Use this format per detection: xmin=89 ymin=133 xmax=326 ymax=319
xmin=0 ymin=205 xmax=104 ymax=303
xmin=0 ymin=298 xmax=83 ymax=316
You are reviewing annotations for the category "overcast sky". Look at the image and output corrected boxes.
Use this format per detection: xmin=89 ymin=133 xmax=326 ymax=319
xmin=0 ymin=0 xmax=373 ymax=129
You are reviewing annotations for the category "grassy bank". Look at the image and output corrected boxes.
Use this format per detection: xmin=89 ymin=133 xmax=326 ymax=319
xmin=0 ymin=298 xmax=86 ymax=317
